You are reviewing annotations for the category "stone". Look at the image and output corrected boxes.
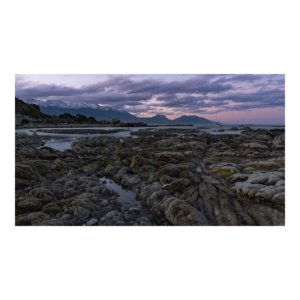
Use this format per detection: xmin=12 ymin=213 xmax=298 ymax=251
xmin=17 ymin=197 xmax=43 ymax=211
xmin=129 ymin=207 xmax=140 ymax=213
xmin=87 ymin=218 xmax=98 ymax=226
xmin=100 ymin=200 xmax=109 ymax=207
xmin=168 ymin=180 xmax=187 ymax=193
xmin=121 ymin=174 xmax=142 ymax=188
xmin=91 ymin=185 xmax=103 ymax=194
xmin=130 ymin=155 xmax=155 ymax=173
xmin=73 ymin=206 xmax=91 ymax=220
xmin=149 ymin=172 xmax=163 ymax=183
xmin=163 ymin=197 xmax=210 ymax=226
xmin=256 ymin=133 xmax=272 ymax=141
xmin=184 ymin=151 xmax=193 ymax=157
xmin=207 ymin=162 xmax=241 ymax=175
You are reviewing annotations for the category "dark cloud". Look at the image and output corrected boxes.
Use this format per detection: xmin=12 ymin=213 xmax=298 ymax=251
xmin=207 ymin=88 xmax=284 ymax=105
xmin=214 ymin=74 xmax=264 ymax=84
xmin=15 ymin=74 xmax=285 ymax=115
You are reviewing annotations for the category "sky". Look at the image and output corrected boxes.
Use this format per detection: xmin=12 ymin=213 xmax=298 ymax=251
xmin=15 ymin=74 xmax=285 ymax=124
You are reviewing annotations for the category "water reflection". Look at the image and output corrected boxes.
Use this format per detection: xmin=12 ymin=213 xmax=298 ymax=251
xmin=99 ymin=176 xmax=141 ymax=208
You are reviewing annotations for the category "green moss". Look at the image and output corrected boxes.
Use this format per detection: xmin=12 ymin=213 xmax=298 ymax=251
xmin=217 ymin=169 xmax=233 ymax=175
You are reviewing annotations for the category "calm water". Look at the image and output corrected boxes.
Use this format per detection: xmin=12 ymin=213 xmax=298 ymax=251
xmin=99 ymin=176 xmax=141 ymax=208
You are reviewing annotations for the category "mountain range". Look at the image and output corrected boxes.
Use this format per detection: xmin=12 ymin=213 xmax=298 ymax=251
xmin=17 ymin=98 xmax=215 ymax=125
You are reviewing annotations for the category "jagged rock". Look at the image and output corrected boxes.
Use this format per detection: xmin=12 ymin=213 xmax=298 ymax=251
xmin=163 ymin=197 xmax=210 ymax=226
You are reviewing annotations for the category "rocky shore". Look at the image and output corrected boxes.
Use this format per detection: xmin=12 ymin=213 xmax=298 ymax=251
xmin=15 ymin=127 xmax=285 ymax=226
xmin=36 ymin=129 xmax=129 ymax=134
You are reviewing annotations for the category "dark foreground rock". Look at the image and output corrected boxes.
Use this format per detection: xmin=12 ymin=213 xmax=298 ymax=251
xmin=15 ymin=127 xmax=285 ymax=226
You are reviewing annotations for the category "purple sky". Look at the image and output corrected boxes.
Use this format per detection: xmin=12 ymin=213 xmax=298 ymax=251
xmin=15 ymin=74 xmax=285 ymax=124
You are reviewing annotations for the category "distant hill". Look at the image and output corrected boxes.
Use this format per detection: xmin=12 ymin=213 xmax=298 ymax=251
xmin=17 ymin=98 xmax=215 ymax=125
xmin=15 ymin=98 xmax=99 ymax=125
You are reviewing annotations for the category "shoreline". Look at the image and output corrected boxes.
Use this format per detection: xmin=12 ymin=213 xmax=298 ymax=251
xmin=15 ymin=126 xmax=285 ymax=226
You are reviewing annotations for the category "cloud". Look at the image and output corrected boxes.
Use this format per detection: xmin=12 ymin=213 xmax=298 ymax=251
xmin=15 ymin=74 xmax=285 ymax=116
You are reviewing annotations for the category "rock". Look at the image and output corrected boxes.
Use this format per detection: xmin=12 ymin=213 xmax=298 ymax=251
xmin=101 ymin=186 xmax=118 ymax=197
xmin=149 ymin=172 xmax=163 ymax=183
xmin=61 ymin=214 xmax=72 ymax=219
xmin=207 ymin=162 xmax=241 ymax=175
xmin=188 ymin=141 xmax=208 ymax=151
xmin=121 ymin=174 xmax=142 ymax=188
xmin=22 ymin=212 xmax=52 ymax=225
xmin=17 ymin=197 xmax=44 ymax=211
xmin=239 ymin=143 xmax=270 ymax=153
xmin=157 ymin=164 xmax=192 ymax=177
xmin=105 ymin=161 xmax=124 ymax=176
xmin=160 ymin=175 xmax=175 ymax=184
xmin=136 ymin=217 xmax=152 ymax=226
xmin=163 ymin=197 xmax=209 ymax=226
xmin=42 ymin=203 xmax=61 ymax=215
xmin=117 ymin=166 xmax=133 ymax=175
xmin=73 ymin=206 xmax=91 ymax=220
xmin=91 ymin=185 xmax=103 ymax=194
xmin=87 ymin=218 xmax=98 ymax=226
xmin=168 ymin=180 xmax=187 ymax=193
xmin=256 ymin=133 xmax=272 ymax=141
xmin=15 ymin=127 xmax=285 ymax=226
xmin=129 ymin=207 xmax=140 ymax=213
xmin=130 ymin=155 xmax=155 ymax=173
xmin=184 ymin=151 xmax=193 ymax=157
xmin=124 ymin=212 xmax=137 ymax=222
xmin=100 ymin=200 xmax=109 ymax=207
xmin=101 ymin=211 xmax=125 ymax=225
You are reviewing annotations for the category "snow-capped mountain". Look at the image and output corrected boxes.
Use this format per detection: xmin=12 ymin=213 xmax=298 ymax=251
xmin=16 ymin=97 xmax=214 ymax=124
xmin=17 ymin=98 xmax=109 ymax=110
